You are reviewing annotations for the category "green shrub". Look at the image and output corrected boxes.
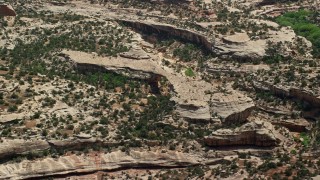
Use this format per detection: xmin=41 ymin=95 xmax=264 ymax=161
xmin=185 ymin=68 xmax=195 ymax=77
xmin=276 ymin=10 xmax=320 ymax=57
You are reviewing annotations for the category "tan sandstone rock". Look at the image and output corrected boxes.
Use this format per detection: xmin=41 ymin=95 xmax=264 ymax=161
xmin=204 ymin=121 xmax=281 ymax=147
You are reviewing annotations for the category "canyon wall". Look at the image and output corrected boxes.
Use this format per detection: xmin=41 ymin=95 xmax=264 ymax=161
xmin=119 ymin=20 xmax=214 ymax=52
xmin=0 ymin=150 xmax=202 ymax=179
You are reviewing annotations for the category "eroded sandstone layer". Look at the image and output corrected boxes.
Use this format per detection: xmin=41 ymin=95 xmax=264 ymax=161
xmin=204 ymin=121 xmax=281 ymax=147
xmin=0 ymin=150 xmax=202 ymax=179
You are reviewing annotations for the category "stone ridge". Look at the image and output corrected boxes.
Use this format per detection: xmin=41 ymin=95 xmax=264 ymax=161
xmin=0 ymin=150 xmax=202 ymax=179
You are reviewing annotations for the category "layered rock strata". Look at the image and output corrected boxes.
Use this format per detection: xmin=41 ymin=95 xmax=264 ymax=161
xmin=0 ymin=150 xmax=202 ymax=179
xmin=210 ymin=91 xmax=255 ymax=124
xmin=204 ymin=121 xmax=280 ymax=147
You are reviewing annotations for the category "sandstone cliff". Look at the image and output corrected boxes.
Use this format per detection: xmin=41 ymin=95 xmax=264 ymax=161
xmin=0 ymin=150 xmax=202 ymax=179
xmin=119 ymin=20 xmax=214 ymax=52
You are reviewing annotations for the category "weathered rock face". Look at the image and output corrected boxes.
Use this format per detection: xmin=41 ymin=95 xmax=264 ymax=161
xmin=0 ymin=4 xmax=16 ymax=16
xmin=210 ymin=90 xmax=255 ymax=125
xmin=0 ymin=138 xmax=122 ymax=162
xmin=0 ymin=139 xmax=50 ymax=160
xmin=176 ymin=104 xmax=212 ymax=122
xmin=120 ymin=20 xmax=214 ymax=52
xmin=290 ymin=88 xmax=320 ymax=107
xmin=119 ymin=48 xmax=151 ymax=60
xmin=204 ymin=121 xmax=280 ymax=147
xmin=272 ymin=119 xmax=310 ymax=132
xmin=50 ymin=1 xmax=67 ymax=6
xmin=0 ymin=150 xmax=201 ymax=179
xmin=253 ymin=81 xmax=320 ymax=108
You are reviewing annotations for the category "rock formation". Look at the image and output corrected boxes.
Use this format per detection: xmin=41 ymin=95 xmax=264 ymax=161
xmin=253 ymin=81 xmax=320 ymax=108
xmin=0 ymin=139 xmax=50 ymax=160
xmin=120 ymin=19 xmax=298 ymax=61
xmin=204 ymin=121 xmax=280 ymax=147
xmin=119 ymin=20 xmax=214 ymax=52
xmin=0 ymin=150 xmax=202 ymax=179
xmin=210 ymin=91 xmax=255 ymax=124
xmin=63 ymin=50 xmax=255 ymax=123
xmin=271 ymin=119 xmax=310 ymax=132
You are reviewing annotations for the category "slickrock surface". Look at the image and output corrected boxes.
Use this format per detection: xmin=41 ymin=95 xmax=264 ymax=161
xmin=222 ymin=33 xmax=250 ymax=45
xmin=0 ymin=150 xmax=201 ymax=179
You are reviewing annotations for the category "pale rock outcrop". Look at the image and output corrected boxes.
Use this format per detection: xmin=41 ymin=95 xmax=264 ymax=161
xmin=0 ymin=113 xmax=28 ymax=123
xmin=210 ymin=91 xmax=255 ymax=124
xmin=204 ymin=121 xmax=280 ymax=147
xmin=222 ymin=33 xmax=250 ymax=46
xmin=0 ymin=150 xmax=201 ymax=179
xmin=176 ymin=104 xmax=211 ymax=121
xmin=119 ymin=46 xmax=150 ymax=60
